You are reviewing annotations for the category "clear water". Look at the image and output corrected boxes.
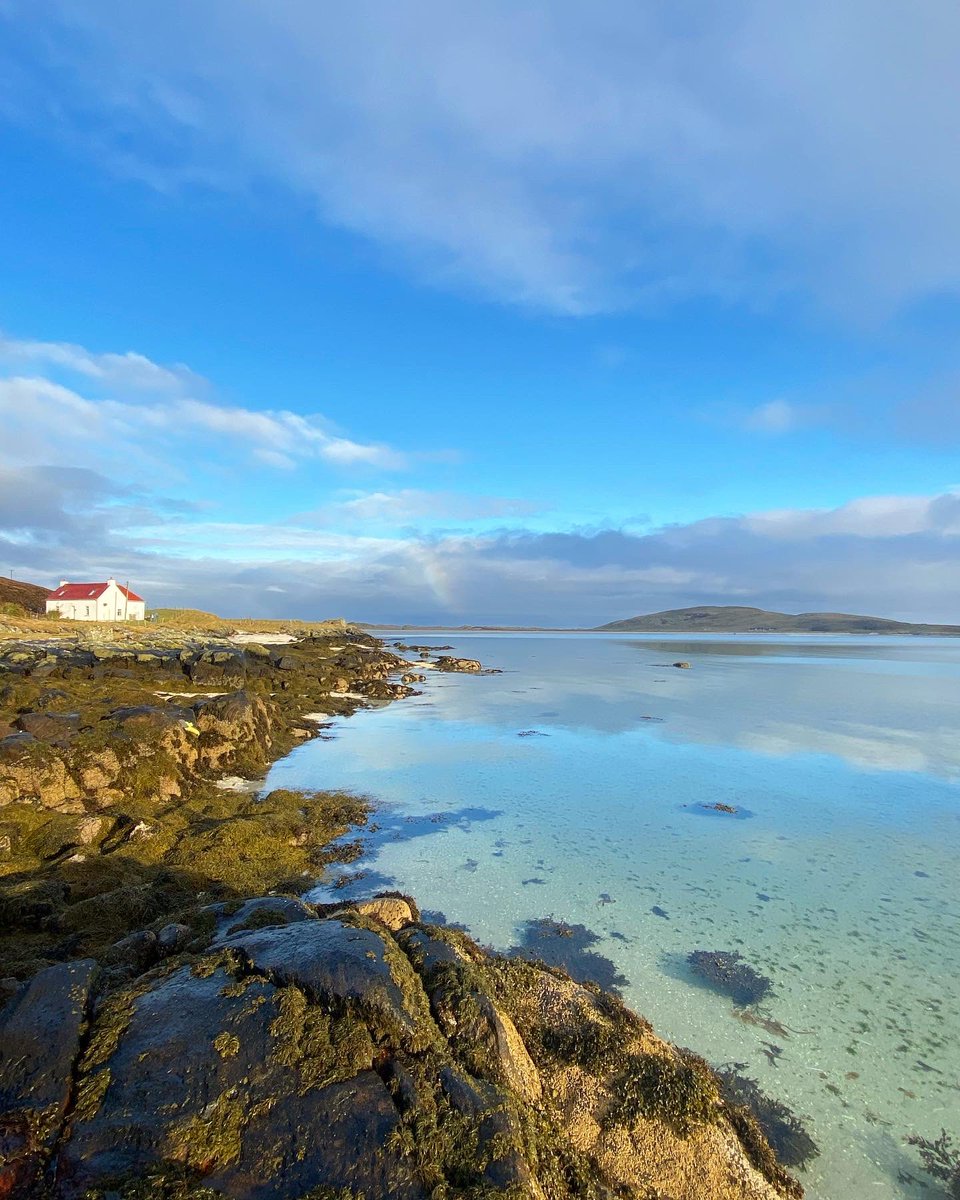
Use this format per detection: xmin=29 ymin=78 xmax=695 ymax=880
xmin=265 ymin=633 xmax=960 ymax=1199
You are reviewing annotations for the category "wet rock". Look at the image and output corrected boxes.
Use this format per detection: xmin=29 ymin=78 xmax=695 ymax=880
xmin=220 ymin=918 xmax=433 ymax=1047
xmin=207 ymin=895 xmax=316 ymax=944
xmin=56 ymin=961 xmax=422 ymax=1200
xmin=14 ymin=711 xmax=80 ymax=746
xmin=434 ymin=656 xmax=483 ymax=673
xmin=0 ymin=958 xmax=97 ymax=1193
xmin=673 ymin=661 xmax=692 ymax=669
xmin=0 ymin=906 xmax=799 ymax=1200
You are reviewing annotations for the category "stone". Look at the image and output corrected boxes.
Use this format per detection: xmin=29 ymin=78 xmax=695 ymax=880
xmin=207 ymin=895 xmax=316 ymax=944
xmin=104 ymin=929 xmax=158 ymax=973
xmin=108 ymin=704 xmax=194 ymax=733
xmin=156 ymin=922 xmax=191 ymax=955
xmin=353 ymin=895 xmax=416 ymax=931
xmin=673 ymin=661 xmax=692 ymax=669
xmin=56 ymin=961 xmax=423 ymax=1200
xmin=75 ymin=816 xmax=105 ymax=845
xmin=220 ymin=918 xmax=433 ymax=1046
xmin=14 ymin=711 xmax=80 ymax=746
xmin=0 ymin=958 xmax=98 ymax=1195
xmin=434 ymin=656 xmax=483 ymax=673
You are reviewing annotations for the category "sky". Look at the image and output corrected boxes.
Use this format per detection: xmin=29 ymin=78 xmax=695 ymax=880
xmin=1 ymin=1 xmax=959 ymax=625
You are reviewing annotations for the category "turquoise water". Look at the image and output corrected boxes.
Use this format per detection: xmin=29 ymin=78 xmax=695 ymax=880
xmin=265 ymin=633 xmax=960 ymax=1199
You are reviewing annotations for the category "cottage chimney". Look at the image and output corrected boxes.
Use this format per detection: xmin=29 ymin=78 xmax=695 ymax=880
xmin=107 ymin=577 xmax=116 ymax=584
xmin=59 ymin=580 xmax=68 ymax=588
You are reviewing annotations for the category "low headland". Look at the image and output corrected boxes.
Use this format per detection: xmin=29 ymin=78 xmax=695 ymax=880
xmin=0 ymin=608 xmax=805 ymax=1199
xmin=369 ymin=604 xmax=960 ymax=636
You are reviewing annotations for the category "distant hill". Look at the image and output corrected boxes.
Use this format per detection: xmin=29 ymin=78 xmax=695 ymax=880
xmin=596 ymin=605 xmax=960 ymax=636
xmin=0 ymin=576 xmax=50 ymax=616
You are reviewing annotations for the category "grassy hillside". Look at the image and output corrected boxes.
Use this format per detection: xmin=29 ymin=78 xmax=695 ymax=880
xmin=0 ymin=576 xmax=50 ymax=617
xmin=597 ymin=605 xmax=960 ymax=635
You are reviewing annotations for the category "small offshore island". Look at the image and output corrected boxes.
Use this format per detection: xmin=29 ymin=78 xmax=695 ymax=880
xmin=0 ymin=601 xmax=807 ymax=1200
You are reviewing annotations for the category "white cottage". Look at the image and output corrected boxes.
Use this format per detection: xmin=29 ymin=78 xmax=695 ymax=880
xmin=46 ymin=578 xmax=146 ymax=622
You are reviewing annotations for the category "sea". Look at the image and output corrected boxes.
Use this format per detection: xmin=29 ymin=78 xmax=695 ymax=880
xmin=264 ymin=632 xmax=960 ymax=1200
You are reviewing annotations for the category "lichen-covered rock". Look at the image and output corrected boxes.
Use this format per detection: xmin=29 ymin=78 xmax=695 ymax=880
xmin=193 ymin=690 xmax=275 ymax=772
xmin=0 ymin=736 xmax=83 ymax=811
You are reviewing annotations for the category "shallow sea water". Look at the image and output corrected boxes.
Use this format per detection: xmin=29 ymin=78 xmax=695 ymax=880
xmin=265 ymin=633 xmax=960 ymax=1199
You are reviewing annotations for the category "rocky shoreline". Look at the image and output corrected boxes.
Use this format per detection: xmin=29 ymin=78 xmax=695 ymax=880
xmin=0 ymin=622 xmax=802 ymax=1199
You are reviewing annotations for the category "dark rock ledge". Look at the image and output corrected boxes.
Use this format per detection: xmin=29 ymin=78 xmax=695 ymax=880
xmin=1 ymin=894 xmax=801 ymax=1200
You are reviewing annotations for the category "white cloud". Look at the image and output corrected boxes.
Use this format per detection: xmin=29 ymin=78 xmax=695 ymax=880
xmin=743 ymin=491 xmax=960 ymax=539
xmin=0 ymin=332 xmax=200 ymax=393
xmin=0 ymin=336 xmax=412 ymax=470
xmin=6 ymin=2 xmax=960 ymax=314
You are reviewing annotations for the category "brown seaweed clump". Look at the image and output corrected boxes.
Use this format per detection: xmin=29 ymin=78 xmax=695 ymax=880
xmin=907 ymin=1128 xmax=960 ymax=1199
xmin=687 ymin=950 xmax=773 ymax=1007
xmin=717 ymin=1064 xmax=819 ymax=1171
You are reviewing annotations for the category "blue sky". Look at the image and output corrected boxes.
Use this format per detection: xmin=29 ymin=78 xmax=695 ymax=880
xmin=1 ymin=1 xmax=959 ymax=624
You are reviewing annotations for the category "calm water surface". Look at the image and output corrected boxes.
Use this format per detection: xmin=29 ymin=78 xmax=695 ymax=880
xmin=266 ymin=633 xmax=960 ymax=1200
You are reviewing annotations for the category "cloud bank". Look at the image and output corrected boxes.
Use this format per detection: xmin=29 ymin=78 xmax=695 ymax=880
xmin=4 ymin=451 xmax=959 ymax=626
xmin=2 ymin=330 xmax=958 ymax=625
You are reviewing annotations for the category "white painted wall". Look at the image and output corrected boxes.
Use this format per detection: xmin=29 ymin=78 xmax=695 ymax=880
xmin=46 ymin=578 xmax=146 ymax=621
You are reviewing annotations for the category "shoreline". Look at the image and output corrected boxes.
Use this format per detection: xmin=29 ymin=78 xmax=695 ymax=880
xmin=0 ymin=619 xmax=803 ymax=1200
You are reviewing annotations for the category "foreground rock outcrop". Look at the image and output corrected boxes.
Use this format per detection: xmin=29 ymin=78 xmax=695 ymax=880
xmin=1 ymin=896 xmax=800 ymax=1200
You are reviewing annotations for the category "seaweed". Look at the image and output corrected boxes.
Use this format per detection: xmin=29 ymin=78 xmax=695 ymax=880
xmin=507 ymin=917 xmax=629 ymax=995
xmin=687 ymin=950 xmax=772 ymax=1007
xmin=716 ymin=1063 xmax=819 ymax=1171
xmin=604 ymin=1047 xmax=720 ymax=1136
xmin=906 ymin=1128 xmax=960 ymax=1199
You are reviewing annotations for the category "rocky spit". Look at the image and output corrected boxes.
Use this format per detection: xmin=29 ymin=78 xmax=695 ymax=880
xmin=0 ymin=623 xmax=801 ymax=1199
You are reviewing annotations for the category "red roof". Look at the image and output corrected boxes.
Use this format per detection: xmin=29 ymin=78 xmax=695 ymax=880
xmin=48 ymin=581 xmax=144 ymax=602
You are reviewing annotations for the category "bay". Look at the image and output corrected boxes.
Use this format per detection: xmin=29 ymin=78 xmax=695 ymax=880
xmin=266 ymin=632 xmax=960 ymax=1200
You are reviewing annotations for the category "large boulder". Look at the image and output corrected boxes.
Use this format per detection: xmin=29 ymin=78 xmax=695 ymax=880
xmin=55 ymin=961 xmax=424 ymax=1200
xmin=193 ymin=690 xmax=275 ymax=771
xmin=218 ymin=916 xmax=435 ymax=1049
